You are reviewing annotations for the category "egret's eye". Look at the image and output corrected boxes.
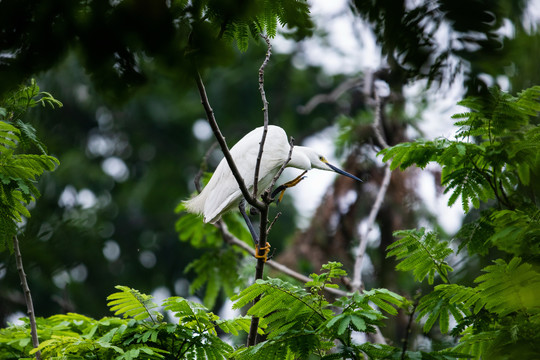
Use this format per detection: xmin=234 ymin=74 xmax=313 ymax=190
xmin=319 ymin=156 xmax=326 ymax=162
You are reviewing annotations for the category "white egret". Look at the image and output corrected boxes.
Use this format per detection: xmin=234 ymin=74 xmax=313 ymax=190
xmin=183 ymin=125 xmax=361 ymax=260
xmin=184 ymin=125 xmax=362 ymax=224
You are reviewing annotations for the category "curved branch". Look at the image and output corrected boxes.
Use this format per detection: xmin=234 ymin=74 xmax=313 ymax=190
xmin=351 ymin=93 xmax=392 ymax=293
xmin=194 ymin=71 xmax=264 ymax=211
xmin=351 ymin=165 xmax=391 ymax=291
xmin=298 ymin=77 xmax=363 ymax=115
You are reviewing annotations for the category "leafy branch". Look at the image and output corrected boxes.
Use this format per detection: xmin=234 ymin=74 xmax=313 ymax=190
xmin=388 ymin=228 xmax=453 ymax=284
xmin=380 ymin=86 xmax=540 ymax=212
xmin=379 ymin=86 xmax=540 ymax=358
xmin=0 ymin=80 xmax=62 ymax=360
xmin=231 ymin=263 xmax=407 ymax=359
xmin=107 ymin=285 xmax=162 ymax=323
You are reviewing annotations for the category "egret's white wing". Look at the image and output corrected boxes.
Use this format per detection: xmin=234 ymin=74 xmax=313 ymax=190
xmin=183 ymin=126 xmax=292 ymax=223
xmin=203 ymin=126 xmax=290 ymax=223
xmin=202 ymin=158 xmax=244 ymax=223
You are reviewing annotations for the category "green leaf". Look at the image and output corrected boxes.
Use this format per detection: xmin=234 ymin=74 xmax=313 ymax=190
xmin=362 ymin=288 xmax=405 ymax=316
xmin=387 ymin=228 xmax=453 ymax=284
xmin=107 ymin=286 xmax=160 ymax=322
xmin=474 ymin=257 xmax=540 ymax=316
xmin=184 ymin=247 xmax=244 ymax=309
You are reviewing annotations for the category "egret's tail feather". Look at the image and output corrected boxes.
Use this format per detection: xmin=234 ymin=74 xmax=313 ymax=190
xmin=183 ymin=192 xmax=207 ymax=220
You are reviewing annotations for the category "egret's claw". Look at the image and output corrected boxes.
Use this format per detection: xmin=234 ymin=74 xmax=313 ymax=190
xmin=271 ymin=171 xmax=308 ymax=204
xmin=255 ymin=242 xmax=271 ymax=262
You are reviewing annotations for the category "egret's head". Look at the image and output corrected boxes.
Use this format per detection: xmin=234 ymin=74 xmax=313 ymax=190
xmin=318 ymin=155 xmax=362 ymax=182
xmin=294 ymin=147 xmax=362 ymax=182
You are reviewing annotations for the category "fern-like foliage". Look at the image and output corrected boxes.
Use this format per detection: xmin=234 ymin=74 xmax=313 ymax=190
xmin=203 ymin=0 xmax=313 ymax=52
xmin=381 ymin=86 xmax=540 ymax=359
xmin=456 ymin=207 xmax=540 ymax=258
xmin=488 ymin=209 xmax=540 ymax=256
xmin=387 ymin=228 xmax=453 ymax=284
xmin=231 ymin=262 xmax=406 ymax=359
xmin=175 ymin=200 xmax=224 ymax=248
xmin=231 ymin=265 xmax=336 ymax=359
xmin=474 ymin=257 xmax=540 ymax=317
xmin=107 ymin=285 xmax=162 ymax=322
xmin=2 ymin=287 xmax=248 ymax=359
xmin=416 ymin=286 xmax=473 ymax=334
xmin=233 ymin=277 xmax=329 ymax=334
xmin=184 ymin=248 xmax=246 ymax=309
xmin=0 ymin=81 xmax=60 ymax=252
xmin=324 ymin=289 xmax=404 ymax=341
xmin=2 ymin=314 xmax=168 ymax=359
xmin=305 ymin=261 xmax=349 ymax=291
xmin=413 ymin=257 xmax=540 ymax=358
xmin=380 ymin=86 xmax=540 ymax=213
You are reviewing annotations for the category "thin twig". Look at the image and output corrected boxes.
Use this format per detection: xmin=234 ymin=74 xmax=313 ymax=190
xmin=351 ymin=93 xmax=391 ymax=292
xmin=13 ymin=236 xmax=41 ymax=360
xmin=194 ymin=142 xmax=218 ymax=193
xmin=253 ymin=34 xmax=272 ymax=198
xmin=401 ymin=296 xmax=420 ymax=360
xmin=266 ymin=212 xmax=282 ymax=235
xmin=193 ymin=68 xmax=268 ymax=345
xmin=352 ymin=165 xmax=391 ymax=291
xmin=298 ymin=77 xmax=363 ymax=114
xmin=194 ymin=70 xmax=264 ymax=211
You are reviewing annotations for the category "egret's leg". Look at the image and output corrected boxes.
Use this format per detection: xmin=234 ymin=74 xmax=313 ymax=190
xmin=239 ymin=200 xmax=259 ymax=244
xmin=271 ymin=170 xmax=308 ymax=204
xmin=238 ymin=200 xmax=270 ymax=261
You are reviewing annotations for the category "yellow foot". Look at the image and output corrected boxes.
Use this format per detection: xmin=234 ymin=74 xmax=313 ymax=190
xmin=273 ymin=170 xmax=308 ymax=204
xmin=255 ymin=242 xmax=271 ymax=262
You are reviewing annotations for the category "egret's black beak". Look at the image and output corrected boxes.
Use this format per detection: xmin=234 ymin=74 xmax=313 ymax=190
xmin=326 ymin=162 xmax=362 ymax=182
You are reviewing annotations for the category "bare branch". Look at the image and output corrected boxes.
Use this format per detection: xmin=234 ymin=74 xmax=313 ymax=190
xmin=351 ymin=165 xmax=391 ymax=291
xmin=372 ymin=93 xmax=390 ymax=149
xmin=298 ymin=77 xmax=363 ymax=115
xmin=194 ymin=70 xmax=264 ymax=211
xmin=216 ymin=221 xmax=349 ymax=298
xmin=267 ymin=211 xmax=282 ymax=235
xmin=253 ymin=34 xmax=273 ymax=198
xmin=351 ymin=93 xmax=392 ymax=292
xmin=13 ymin=236 xmax=41 ymax=360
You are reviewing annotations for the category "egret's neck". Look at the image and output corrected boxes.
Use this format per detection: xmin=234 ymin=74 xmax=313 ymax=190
xmin=288 ymin=146 xmax=311 ymax=170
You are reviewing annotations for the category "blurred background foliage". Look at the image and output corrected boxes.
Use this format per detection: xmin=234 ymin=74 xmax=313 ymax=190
xmin=1 ymin=0 xmax=539 ymax=348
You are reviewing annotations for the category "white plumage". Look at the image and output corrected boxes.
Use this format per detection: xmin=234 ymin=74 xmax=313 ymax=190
xmin=184 ymin=125 xmax=361 ymax=223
